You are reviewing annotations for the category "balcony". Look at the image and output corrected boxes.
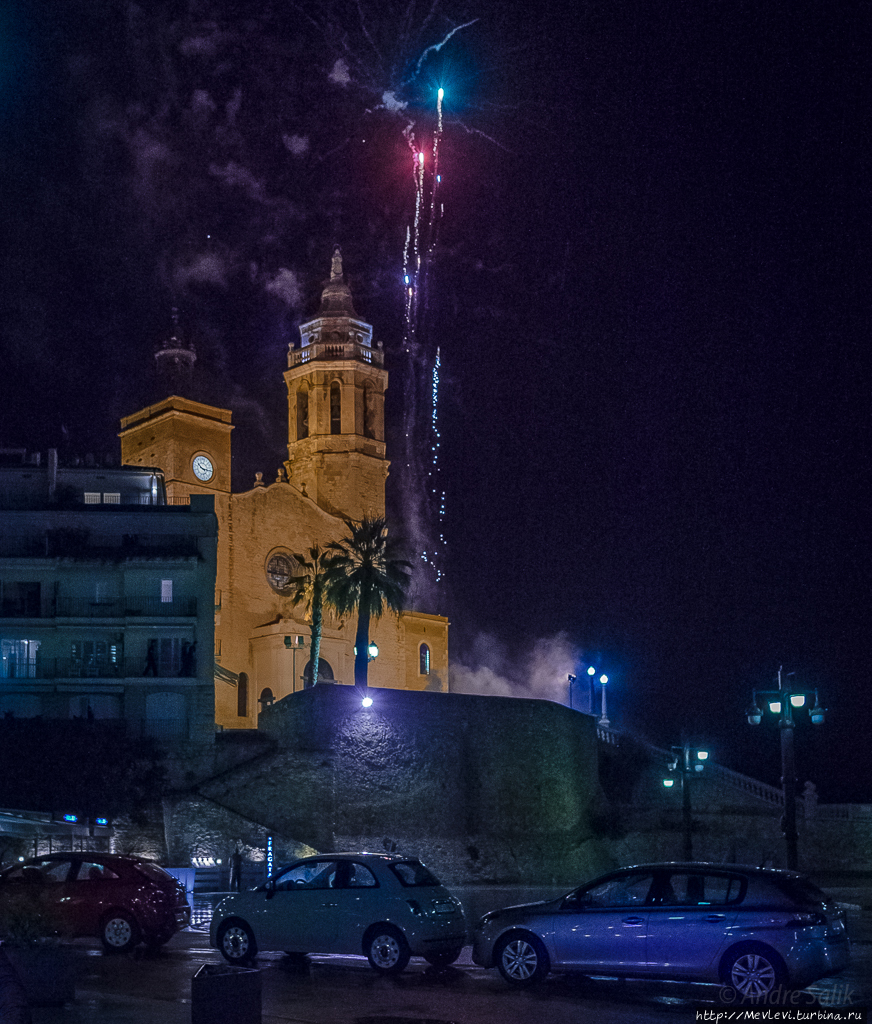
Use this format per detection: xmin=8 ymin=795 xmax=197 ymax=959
xmin=0 ymin=658 xmax=198 ymax=680
xmin=0 ymin=597 xmax=197 ymax=620
xmin=0 ymin=533 xmax=201 ymax=559
xmin=289 ymin=340 xmax=383 ymax=367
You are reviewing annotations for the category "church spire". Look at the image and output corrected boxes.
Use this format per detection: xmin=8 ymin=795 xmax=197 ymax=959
xmin=155 ymin=306 xmax=196 ymax=395
xmin=319 ymin=245 xmax=357 ymax=317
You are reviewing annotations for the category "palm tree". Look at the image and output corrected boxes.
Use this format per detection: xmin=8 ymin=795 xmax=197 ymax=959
xmin=288 ymin=545 xmax=336 ymax=687
xmin=325 ymin=517 xmax=411 ymax=692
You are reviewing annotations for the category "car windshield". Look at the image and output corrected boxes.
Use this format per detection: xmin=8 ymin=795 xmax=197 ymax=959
xmin=390 ymin=860 xmax=441 ymax=887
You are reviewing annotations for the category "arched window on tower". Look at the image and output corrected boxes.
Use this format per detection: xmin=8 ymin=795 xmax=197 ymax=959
xmin=419 ymin=644 xmax=430 ymax=676
xmin=330 ymin=382 xmax=341 ymax=435
xmin=296 ymin=388 xmax=309 ymax=440
xmin=363 ymin=385 xmax=375 ymax=439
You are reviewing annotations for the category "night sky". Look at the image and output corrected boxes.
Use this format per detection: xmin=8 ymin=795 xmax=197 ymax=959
xmin=1 ymin=1 xmax=869 ymax=801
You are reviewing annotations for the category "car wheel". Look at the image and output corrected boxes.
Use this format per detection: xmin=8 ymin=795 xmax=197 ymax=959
xmin=101 ymin=910 xmax=141 ymax=954
xmin=217 ymin=920 xmax=257 ymax=963
xmin=723 ymin=944 xmax=787 ymax=1000
xmin=364 ymin=925 xmax=411 ymax=974
xmin=424 ymin=948 xmax=463 ymax=967
xmin=496 ymin=932 xmax=550 ymax=986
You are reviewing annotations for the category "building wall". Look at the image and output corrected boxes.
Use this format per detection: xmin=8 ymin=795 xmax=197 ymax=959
xmin=196 ymin=686 xmax=607 ymax=885
xmin=0 ymin=500 xmax=217 ymax=744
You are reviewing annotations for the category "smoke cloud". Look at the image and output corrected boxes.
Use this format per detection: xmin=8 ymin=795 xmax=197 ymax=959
xmin=450 ymin=633 xmax=582 ymax=706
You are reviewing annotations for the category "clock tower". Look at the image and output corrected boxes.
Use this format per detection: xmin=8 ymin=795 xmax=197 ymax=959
xmin=119 ymin=395 xmax=232 ymax=504
xmin=284 ymin=247 xmax=388 ymax=521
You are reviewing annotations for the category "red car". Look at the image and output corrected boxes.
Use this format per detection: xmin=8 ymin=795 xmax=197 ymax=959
xmin=0 ymin=853 xmax=191 ymax=952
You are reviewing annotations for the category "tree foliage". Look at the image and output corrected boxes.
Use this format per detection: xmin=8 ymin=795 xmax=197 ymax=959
xmin=325 ymin=517 xmax=411 ymax=690
xmin=288 ymin=544 xmax=336 ymax=687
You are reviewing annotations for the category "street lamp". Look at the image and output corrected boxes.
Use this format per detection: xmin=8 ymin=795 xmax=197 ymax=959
xmin=283 ymin=634 xmax=307 ymax=693
xmin=585 ymin=665 xmax=610 ymax=727
xmin=662 ymin=742 xmax=709 ymax=859
xmin=745 ymin=667 xmax=826 ymax=871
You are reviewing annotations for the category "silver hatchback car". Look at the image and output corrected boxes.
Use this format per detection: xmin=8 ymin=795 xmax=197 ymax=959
xmin=210 ymin=852 xmax=465 ymax=973
xmin=472 ymin=862 xmax=850 ymax=998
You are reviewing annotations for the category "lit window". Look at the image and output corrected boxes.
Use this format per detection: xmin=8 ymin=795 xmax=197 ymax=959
xmin=84 ymin=492 xmax=100 ymax=504
xmin=419 ymin=643 xmax=430 ymax=675
xmin=161 ymin=579 xmax=173 ymax=603
xmin=102 ymin=493 xmax=120 ymax=504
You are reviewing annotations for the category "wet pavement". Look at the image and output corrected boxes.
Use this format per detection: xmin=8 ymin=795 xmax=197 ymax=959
xmin=22 ymin=883 xmax=872 ymax=1023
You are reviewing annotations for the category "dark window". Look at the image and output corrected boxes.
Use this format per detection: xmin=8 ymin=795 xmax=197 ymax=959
xmin=347 ymin=862 xmax=378 ymax=888
xmin=390 ymin=860 xmax=441 ymax=888
xmin=76 ymin=861 xmax=120 ymax=882
xmin=296 ymin=389 xmax=309 ymax=440
xmin=577 ymin=872 xmax=656 ymax=908
xmin=274 ymin=860 xmax=339 ymax=890
xmin=237 ymin=672 xmax=248 ymax=717
xmin=330 ymin=382 xmax=341 ymax=434
xmin=363 ymin=386 xmax=375 ymax=439
xmin=0 ymin=581 xmax=41 ymax=617
xmin=419 ymin=644 xmax=430 ymax=675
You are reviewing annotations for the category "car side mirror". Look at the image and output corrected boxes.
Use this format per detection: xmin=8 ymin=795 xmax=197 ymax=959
xmin=264 ymin=879 xmax=276 ymax=900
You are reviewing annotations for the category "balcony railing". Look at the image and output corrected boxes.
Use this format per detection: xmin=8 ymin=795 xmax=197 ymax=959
xmin=289 ymin=340 xmax=383 ymax=367
xmin=0 ymin=597 xmax=198 ymax=620
xmin=1 ymin=657 xmax=201 ymax=680
xmin=0 ymin=534 xmax=201 ymax=559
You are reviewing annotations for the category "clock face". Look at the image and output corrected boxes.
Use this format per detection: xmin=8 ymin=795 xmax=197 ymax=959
xmin=192 ymin=455 xmax=214 ymax=482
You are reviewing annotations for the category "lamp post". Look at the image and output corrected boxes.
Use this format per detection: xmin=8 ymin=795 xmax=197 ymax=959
xmin=283 ymin=634 xmax=307 ymax=693
xmin=745 ymin=667 xmax=826 ymax=871
xmin=586 ymin=665 xmax=610 ymax=727
xmin=662 ymin=742 xmax=709 ymax=859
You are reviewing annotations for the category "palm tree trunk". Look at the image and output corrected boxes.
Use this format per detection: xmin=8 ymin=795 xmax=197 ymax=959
xmin=353 ymin=593 xmax=371 ymax=692
xmin=310 ymin=584 xmax=322 ymax=686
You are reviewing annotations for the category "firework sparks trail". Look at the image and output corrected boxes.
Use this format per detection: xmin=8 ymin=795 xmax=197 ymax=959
xmin=400 ymin=87 xmax=449 ymax=597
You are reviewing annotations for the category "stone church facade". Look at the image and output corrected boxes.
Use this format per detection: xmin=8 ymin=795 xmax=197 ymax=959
xmin=119 ymin=250 xmax=449 ymax=731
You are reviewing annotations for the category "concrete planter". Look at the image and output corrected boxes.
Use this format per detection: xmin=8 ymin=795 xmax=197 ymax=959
xmin=192 ymin=962 xmax=261 ymax=1024
xmin=4 ymin=943 xmax=76 ymax=1005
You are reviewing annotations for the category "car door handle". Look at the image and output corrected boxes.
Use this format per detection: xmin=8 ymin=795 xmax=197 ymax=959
xmin=322 ymin=901 xmax=338 ymax=908
xmin=704 ymin=914 xmax=726 ymax=921
xmin=622 ymin=916 xmax=645 ymax=925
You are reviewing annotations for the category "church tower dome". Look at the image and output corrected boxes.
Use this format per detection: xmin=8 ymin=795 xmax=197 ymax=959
xmin=154 ymin=307 xmax=196 ymax=394
xmin=284 ymin=247 xmax=388 ymax=520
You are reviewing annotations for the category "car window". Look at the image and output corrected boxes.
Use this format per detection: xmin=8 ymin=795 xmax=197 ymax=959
xmin=134 ymin=861 xmax=175 ymax=884
xmin=75 ymin=861 xmax=120 ymax=882
xmin=658 ymin=872 xmax=743 ymax=906
xmin=580 ymin=872 xmax=656 ymax=907
xmin=5 ymin=860 xmax=72 ymax=884
xmin=274 ymin=861 xmax=340 ymax=890
xmin=346 ymin=862 xmax=378 ymax=888
xmin=774 ymin=876 xmax=829 ymax=907
xmin=390 ymin=861 xmax=441 ymax=887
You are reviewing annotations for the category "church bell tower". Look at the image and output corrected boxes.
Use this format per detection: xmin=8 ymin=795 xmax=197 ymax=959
xmin=284 ymin=248 xmax=388 ymax=521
